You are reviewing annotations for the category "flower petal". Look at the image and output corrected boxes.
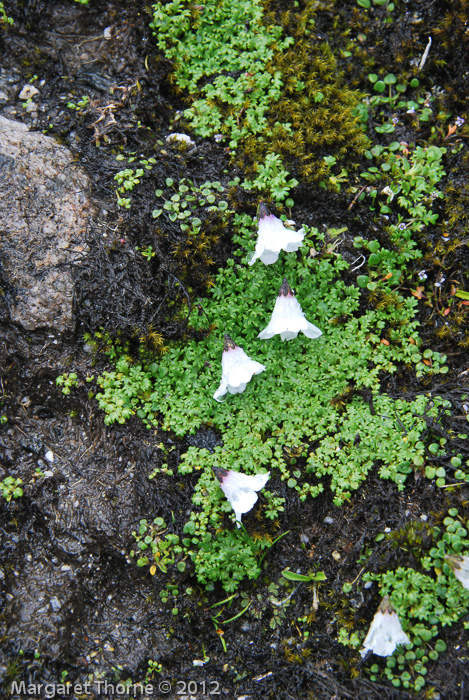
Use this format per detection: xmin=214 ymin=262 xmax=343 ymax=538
xmin=213 ymin=380 xmax=228 ymax=402
xmin=360 ymin=597 xmax=410 ymax=658
xmin=216 ymin=336 xmax=266 ymax=399
xmin=213 ymin=468 xmax=270 ymax=526
xmin=446 ymin=554 xmax=469 ymax=590
xmin=258 ymin=279 xmax=322 ymax=342
xmin=249 ymin=205 xmax=305 ymax=266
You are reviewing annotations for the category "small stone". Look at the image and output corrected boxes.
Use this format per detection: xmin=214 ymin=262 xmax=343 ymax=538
xmin=364 ymin=580 xmax=373 ymax=589
xmin=323 ymin=516 xmax=334 ymax=524
xmin=332 ymin=550 xmax=341 ymax=561
xmin=50 ymin=596 xmax=62 ymax=611
xmin=19 ymin=84 xmax=39 ymax=100
xmin=166 ymin=132 xmax=195 ymax=147
xmin=45 ymin=450 xmax=54 ymax=463
xmin=103 ymin=27 xmax=112 ymax=40
xmin=420 ymin=514 xmax=428 ymax=521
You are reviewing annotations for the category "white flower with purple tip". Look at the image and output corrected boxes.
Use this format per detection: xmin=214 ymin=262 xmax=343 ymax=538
xmin=258 ymin=278 xmax=323 ymax=342
xmin=213 ymin=335 xmax=265 ymax=402
xmin=360 ymin=596 xmax=410 ymax=658
xmin=249 ymin=203 xmax=305 ymax=266
xmin=213 ymin=467 xmax=270 ymax=527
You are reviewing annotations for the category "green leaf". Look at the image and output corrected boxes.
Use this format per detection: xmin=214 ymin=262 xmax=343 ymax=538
xmin=357 ymin=275 xmax=369 ymax=288
xmin=281 ymin=569 xmax=325 ymax=582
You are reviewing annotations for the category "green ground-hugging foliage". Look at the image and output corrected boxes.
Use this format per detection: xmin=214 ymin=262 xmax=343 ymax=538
xmin=48 ymin=0 xmax=469 ymax=689
xmin=150 ymin=0 xmax=368 ymax=183
xmin=95 ymin=213 xmax=452 ymax=593
xmin=150 ymin=0 xmax=293 ymax=147
xmin=359 ymin=510 xmax=469 ymax=692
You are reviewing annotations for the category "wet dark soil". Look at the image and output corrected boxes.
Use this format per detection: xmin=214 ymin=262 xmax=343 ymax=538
xmin=1 ymin=1 xmax=469 ymax=699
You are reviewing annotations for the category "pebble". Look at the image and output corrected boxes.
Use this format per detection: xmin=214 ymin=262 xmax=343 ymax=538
xmin=50 ymin=596 xmax=62 ymax=611
xmin=19 ymin=84 xmax=39 ymax=100
xmin=166 ymin=132 xmax=195 ymax=147
xmin=324 ymin=516 xmax=334 ymax=524
xmin=45 ymin=450 xmax=54 ymax=463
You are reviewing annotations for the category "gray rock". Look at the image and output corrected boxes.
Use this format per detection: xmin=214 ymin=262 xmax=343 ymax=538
xmin=0 ymin=116 xmax=93 ymax=331
xmin=50 ymin=596 xmax=62 ymax=612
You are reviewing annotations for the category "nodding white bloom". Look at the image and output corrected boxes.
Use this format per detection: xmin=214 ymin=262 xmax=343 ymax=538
xmin=446 ymin=554 xmax=469 ymax=590
xmin=258 ymin=278 xmax=323 ymax=342
xmin=213 ymin=335 xmax=265 ymax=402
xmin=213 ymin=467 xmax=270 ymax=527
xmin=360 ymin=596 xmax=410 ymax=658
xmin=249 ymin=203 xmax=305 ymax=266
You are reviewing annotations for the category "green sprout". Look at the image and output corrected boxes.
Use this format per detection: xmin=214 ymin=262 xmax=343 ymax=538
xmin=1 ymin=477 xmax=23 ymax=502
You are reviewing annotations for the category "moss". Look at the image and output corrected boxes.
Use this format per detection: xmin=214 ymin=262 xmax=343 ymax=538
xmin=237 ymin=1 xmax=369 ymax=185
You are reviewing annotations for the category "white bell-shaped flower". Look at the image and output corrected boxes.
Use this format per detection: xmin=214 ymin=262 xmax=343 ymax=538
xmin=258 ymin=278 xmax=323 ymax=342
xmin=249 ymin=204 xmax=305 ymax=266
xmin=213 ymin=467 xmax=270 ymax=527
xmin=213 ymin=335 xmax=266 ymax=402
xmin=446 ymin=554 xmax=469 ymax=590
xmin=360 ymin=596 xmax=410 ymax=658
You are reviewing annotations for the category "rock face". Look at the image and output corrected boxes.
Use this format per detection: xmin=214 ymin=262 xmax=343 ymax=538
xmin=0 ymin=116 xmax=92 ymax=331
